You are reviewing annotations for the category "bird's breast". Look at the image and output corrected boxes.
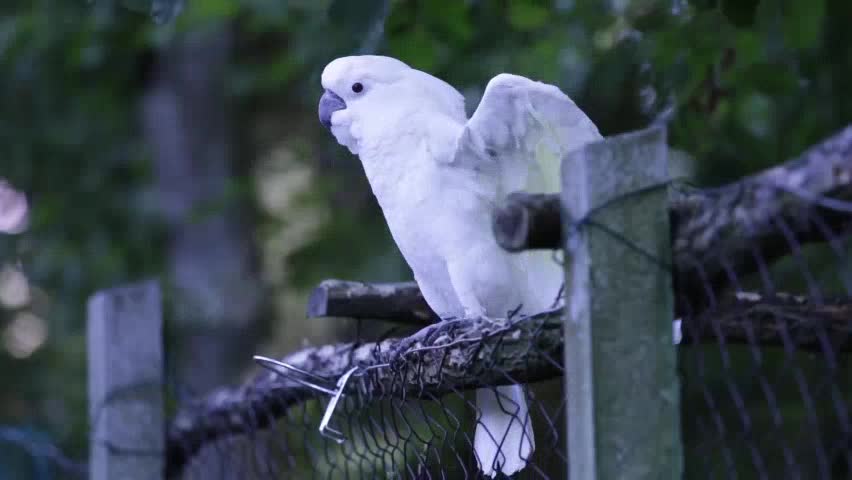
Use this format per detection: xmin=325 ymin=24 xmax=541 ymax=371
xmin=357 ymin=129 xmax=498 ymax=273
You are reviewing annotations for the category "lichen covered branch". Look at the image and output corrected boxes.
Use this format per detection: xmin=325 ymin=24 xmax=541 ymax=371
xmin=681 ymin=292 xmax=852 ymax=353
xmin=166 ymin=308 xmax=562 ymax=477
xmin=307 ymin=279 xmax=438 ymax=325
xmin=672 ymin=125 xmax=852 ymax=305
xmin=166 ymin=294 xmax=850 ymax=476
xmin=491 ymin=125 xmax=852 ymax=306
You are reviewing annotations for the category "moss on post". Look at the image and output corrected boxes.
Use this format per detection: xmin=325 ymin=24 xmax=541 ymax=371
xmin=561 ymin=127 xmax=682 ymax=479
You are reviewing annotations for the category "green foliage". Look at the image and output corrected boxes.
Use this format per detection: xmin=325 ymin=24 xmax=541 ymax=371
xmin=118 ymin=0 xmax=185 ymax=24
xmin=780 ymin=0 xmax=825 ymax=49
xmin=1 ymin=0 xmax=851 ymax=477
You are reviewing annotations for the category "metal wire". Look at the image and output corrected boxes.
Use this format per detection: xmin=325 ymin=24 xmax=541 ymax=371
xmin=21 ymin=177 xmax=850 ymax=480
xmin=161 ymin=184 xmax=850 ymax=479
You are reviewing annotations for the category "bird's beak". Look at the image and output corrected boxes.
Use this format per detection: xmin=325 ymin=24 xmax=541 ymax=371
xmin=319 ymin=89 xmax=346 ymax=129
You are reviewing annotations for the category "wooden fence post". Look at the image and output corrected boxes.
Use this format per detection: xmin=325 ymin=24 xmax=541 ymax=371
xmin=87 ymin=280 xmax=164 ymax=480
xmin=561 ymin=127 xmax=682 ymax=479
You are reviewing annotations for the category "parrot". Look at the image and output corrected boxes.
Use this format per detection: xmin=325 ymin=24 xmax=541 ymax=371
xmin=318 ymin=55 xmax=601 ymax=477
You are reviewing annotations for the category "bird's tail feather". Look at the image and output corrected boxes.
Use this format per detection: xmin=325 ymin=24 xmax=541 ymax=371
xmin=474 ymin=384 xmax=535 ymax=478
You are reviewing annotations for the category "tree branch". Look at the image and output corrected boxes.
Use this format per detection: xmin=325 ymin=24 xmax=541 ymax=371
xmin=308 ymin=127 xmax=852 ymax=324
xmin=306 ymin=279 xmax=438 ymax=325
xmin=492 ymin=192 xmax=563 ymax=251
xmin=166 ymin=294 xmax=851 ymax=476
xmin=167 ymin=308 xmax=562 ymax=477
xmin=492 ymin=125 xmax=852 ymax=306
xmin=680 ymin=292 xmax=852 ymax=352
xmin=672 ymin=125 xmax=852 ymax=306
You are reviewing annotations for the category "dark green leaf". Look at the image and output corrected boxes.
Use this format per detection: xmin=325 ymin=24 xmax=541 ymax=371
xmin=328 ymin=0 xmax=388 ymax=39
xmin=721 ymin=0 xmax=759 ymax=28
xmin=388 ymin=27 xmax=439 ymax=72
xmin=508 ymin=2 xmax=550 ymax=32
xmin=735 ymin=62 xmax=800 ymax=95
xmin=781 ymin=0 xmax=825 ymax=49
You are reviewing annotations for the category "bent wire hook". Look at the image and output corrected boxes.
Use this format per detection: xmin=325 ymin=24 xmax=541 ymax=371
xmin=253 ymin=356 xmax=339 ymax=396
xmin=254 ymin=355 xmax=382 ymax=444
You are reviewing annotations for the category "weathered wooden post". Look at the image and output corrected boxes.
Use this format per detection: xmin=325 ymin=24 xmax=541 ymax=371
xmin=88 ymin=280 xmax=164 ymax=480
xmin=561 ymin=126 xmax=682 ymax=478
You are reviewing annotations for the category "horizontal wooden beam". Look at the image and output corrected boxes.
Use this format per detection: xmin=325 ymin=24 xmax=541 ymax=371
xmin=306 ymin=279 xmax=439 ymax=325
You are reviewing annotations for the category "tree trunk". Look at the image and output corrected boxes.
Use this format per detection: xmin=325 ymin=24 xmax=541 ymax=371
xmin=141 ymin=23 xmax=264 ymax=395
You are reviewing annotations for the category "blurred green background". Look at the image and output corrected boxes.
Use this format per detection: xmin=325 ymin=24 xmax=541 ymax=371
xmin=0 ymin=0 xmax=850 ymax=478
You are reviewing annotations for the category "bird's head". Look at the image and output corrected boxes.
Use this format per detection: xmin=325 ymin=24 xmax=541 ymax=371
xmin=319 ymin=55 xmax=465 ymax=154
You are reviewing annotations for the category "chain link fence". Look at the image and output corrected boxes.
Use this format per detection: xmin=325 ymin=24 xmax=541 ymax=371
xmin=157 ymin=126 xmax=852 ymax=479
xmin=22 ymin=125 xmax=850 ymax=479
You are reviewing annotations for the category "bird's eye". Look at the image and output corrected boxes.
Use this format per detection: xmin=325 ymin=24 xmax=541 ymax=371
xmin=351 ymin=82 xmax=364 ymax=93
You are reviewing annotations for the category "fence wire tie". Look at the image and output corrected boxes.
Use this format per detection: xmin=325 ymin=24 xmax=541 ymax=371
xmin=253 ymin=355 xmax=339 ymax=396
xmin=316 ymin=366 xmax=360 ymax=443
xmin=317 ymin=364 xmax=397 ymax=443
xmin=254 ymin=355 xmax=392 ymax=443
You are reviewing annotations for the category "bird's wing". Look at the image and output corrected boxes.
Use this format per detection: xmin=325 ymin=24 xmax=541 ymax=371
xmin=452 ymin=73 xmax=602 ymax=312
xmin=449 ymin=74 xmax=603 ymax=478
xmin=452 ymin=73 xmax=602 ymax=197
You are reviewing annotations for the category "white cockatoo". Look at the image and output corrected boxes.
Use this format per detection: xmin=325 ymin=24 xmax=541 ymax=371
xmin=318 ymin=55 xmax=601 ymax=477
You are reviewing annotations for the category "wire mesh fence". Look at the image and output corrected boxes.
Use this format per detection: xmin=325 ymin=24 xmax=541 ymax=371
xmin=38 ymin=125 xmax=850 ymax=479
xmin=169 ymin=308 xmax=567 ymax=479
xmin=154 ymin=126 xmax=852 ymax=479
xmin=672 ymin=126 xmax=852 ymax=479
xmin=0 ymin=427 xmax=87 ymax=479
